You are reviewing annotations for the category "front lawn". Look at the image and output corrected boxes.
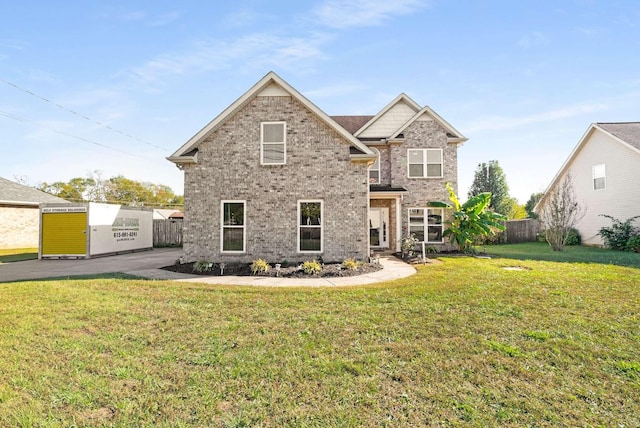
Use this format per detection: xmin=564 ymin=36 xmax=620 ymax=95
xmin=0 ymin=256 xmax=638 ymax=426
xmin=485 ymin=241 xmax=640 ymax=268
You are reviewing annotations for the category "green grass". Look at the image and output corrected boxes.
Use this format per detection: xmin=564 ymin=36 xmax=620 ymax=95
xmin=485 ymin=241 xmax=640 ymax=268
xmin=0 ymin=256 xmax=639 ymax=426
xmin=0 ymin=248 xmax=38 ymax=263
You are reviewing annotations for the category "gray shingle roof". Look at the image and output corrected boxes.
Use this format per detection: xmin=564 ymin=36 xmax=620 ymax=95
xmin=0 ymin=177 xmax=69 ymax=206
xmin=331 ymin=115 xmax=374 ymax=135
xmin=597 ymin=122 xmax=640 ymax=151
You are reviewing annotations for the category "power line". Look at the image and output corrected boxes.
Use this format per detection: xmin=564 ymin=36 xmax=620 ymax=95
xmin=0 ymin=108 xmax=163 ymax=165
xmin=1 ymin=77 xmax=169 ymax=151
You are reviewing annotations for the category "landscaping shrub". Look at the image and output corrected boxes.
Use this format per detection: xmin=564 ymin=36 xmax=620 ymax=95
xmin=599 ymin=214 xmax=640 ymax=251
xmin=341 ymin=258 xmax=358 ymax=271
xmin=193 ymin=260 xmax=213 ymax=273
xmin=565 ymin=227 xmax=582 ymax=246
xmin=301 ymin=260 xmax=322 ymax=275
xmin=250 ymin=259 xmax=271 ymax=275
xmin=626 ymin=235 xmax=640 ymax=253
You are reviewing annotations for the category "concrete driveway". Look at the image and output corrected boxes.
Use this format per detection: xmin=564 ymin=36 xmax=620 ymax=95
xmin=0 ymin=248 xmax=186 ymax=282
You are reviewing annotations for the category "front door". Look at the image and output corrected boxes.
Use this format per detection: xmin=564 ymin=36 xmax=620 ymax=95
xmin=369 ymin=207 xmax=389 ymax=249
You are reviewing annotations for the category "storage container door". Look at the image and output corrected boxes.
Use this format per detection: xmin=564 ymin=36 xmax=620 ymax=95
xmin=42 ymin=212 xmax=87 ymax=256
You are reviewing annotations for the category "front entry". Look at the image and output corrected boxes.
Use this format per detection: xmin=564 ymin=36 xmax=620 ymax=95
xmin=369 ymin=207 xmax=389 ymax=249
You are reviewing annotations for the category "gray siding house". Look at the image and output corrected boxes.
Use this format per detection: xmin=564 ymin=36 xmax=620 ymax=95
xmin=537 ymin=122 xmax=640 ymax=246
xmin=168 ymin=72 xmax=467 ymax=263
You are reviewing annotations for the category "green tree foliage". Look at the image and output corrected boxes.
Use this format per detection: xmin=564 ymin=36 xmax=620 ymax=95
xmin=431 ymin=183 xmax=507 ymax=253
xmin=468 ymin=160 xmax=511 ymax=216
xmin=525 ymin=192 xmax=543 ymax=219
xmin=598 ymin=215 xmax=640 ymax=251
xmin=504 ymin=196 xmax=527 ymax=220
xmin=39 ymin=172 xmax=182 ymax=208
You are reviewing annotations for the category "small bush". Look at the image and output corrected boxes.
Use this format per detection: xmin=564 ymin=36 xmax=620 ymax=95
xmin=342 ymin=258 xmax=358 ymax=271
xmin=626 ymin=235 xmax=640 ymax=253
xmin=599 ymin=214 xmax=640 ymax=251
xmin=250 ymin=259 xmax=271 ymax=275
xmin=193 ymin=260 xmax=213 ymax=273
xmin=301 ymin=260 xmax=322 ymax=275
xmin=565 ymin=227 xmax=581 ymax=246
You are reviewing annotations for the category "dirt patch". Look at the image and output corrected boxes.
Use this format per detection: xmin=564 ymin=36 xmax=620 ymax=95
xmin=162 ymin=261 xmax=383 ymax=278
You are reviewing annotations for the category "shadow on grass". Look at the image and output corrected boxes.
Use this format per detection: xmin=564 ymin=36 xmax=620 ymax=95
xmin=6 ymin=273 xmax=146 ymax=283
xmin=0 ymin=252 xmax=38 ymax=263
xmin=484 ymin=242 xmax=640 ymax=269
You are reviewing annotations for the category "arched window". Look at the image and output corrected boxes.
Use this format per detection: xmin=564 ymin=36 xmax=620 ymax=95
xmin=369 ymin=148 xmax=380 ymax=184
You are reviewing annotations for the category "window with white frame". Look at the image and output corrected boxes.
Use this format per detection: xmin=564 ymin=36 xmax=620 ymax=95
xmin=407 ymin=149 xmax=443 ymax=178
xmin=298 ymin=200 xmax=322 ymax=252
xmin=593 ymin=164 xmax=606 ymax=190
xmin=408 ymin=207 xmax=444 ymax=243
xmin=221 ymin=201 xmax=245 ymax=252
xmin=261 ymin=122 xmax=286 ymax=165
xmin=369 ymin=148 xmax=381 ymax=184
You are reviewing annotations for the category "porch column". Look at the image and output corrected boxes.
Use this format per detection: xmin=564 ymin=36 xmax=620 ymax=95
xmin=395 ymin=196 xmax=402 ymax=252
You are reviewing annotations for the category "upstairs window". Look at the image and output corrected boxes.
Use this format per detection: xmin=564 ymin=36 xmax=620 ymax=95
xmin=261 ymin=122 xmax=286 ymax=165
xmin=593 ymin=164 xmax=606 ymax=190
xmin=408 ymin=149 xmax=442 ymax=178
xmin=221 ymin=201 xmax=245 ymax=253
xmin=369 ymin=148 xmax=381 ymax=184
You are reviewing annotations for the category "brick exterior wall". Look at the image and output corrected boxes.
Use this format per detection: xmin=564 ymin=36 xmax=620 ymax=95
xmin=388 ymin=117 xmax=458 ymax=251
xmin=0 ymin=206 xmax=39 ymax=249
xmin=182 ymin=95 xmax=370 ymax=263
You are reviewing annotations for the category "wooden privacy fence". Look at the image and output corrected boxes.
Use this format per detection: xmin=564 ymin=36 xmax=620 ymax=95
xmin=153 ymin=219 xmax=183 ymax=247
xmin=505 ymin=219 xmax=540 ymax=243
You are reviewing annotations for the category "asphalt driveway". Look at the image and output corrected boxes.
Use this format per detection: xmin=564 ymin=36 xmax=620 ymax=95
xmin=0 ymin=248 xmax=185 ymax=282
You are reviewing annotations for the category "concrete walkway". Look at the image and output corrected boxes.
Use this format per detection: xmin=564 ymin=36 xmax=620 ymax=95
xmin=0 ymin=248 xmax=416 ymax=286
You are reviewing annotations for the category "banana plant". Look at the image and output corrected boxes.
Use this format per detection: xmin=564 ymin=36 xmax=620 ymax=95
xmin=430 ymin=183 xmax=507 ymax=253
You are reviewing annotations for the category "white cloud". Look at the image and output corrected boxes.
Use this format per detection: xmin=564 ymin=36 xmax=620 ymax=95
xmin=465 ymin=102 xmax=609 ymax=133
xmin=314 ymin=0 xmax=427 ymax=28
xmin=124 ymin=33 xmax=330 ymax=86
xmin=517 ymin=31 xmax=548 ymax=48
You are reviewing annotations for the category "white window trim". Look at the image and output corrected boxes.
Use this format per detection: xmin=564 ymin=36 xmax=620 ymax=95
xmin=260 ymin=121 xmax=286 ymax=165
xmin=297 ymin=200 xmax=323 ymax=254
xmin=408 ymin=207 xmax=445 ymax=244
xmin=220 ymin=200 xmax=246 ymax=253
xmin=592 ymin=164 xmax=606 ymax=190
xmin=407 ymin=148 xmax=443 ymax=178
xmin=369 ymin=147 xmax=381 ymax=184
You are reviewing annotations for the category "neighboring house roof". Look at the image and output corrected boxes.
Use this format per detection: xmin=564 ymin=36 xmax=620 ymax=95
xmin=168 ymin=71 xmax=376 ymax=164
xmin=0 ymin=177 xmax=69 ymax=207
xmin=596 ymin=122 xmax=640 ymax=151
xmin=536 ymin=122 xmax=640 ymax=210
xmin=153 ymin=209 xmax=183 ymax=220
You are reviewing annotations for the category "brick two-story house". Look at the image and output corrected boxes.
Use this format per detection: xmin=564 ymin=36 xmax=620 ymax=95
xmin=168 ymin=72 xmax=467 ymax=263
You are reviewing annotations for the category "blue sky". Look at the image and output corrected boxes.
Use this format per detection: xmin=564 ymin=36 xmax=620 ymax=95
xmin=2 ymin=0 xmax=639 ymax=204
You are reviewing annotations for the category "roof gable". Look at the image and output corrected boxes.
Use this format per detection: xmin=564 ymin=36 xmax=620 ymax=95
xmin=168 ymin=71 xmax=374 ymax=163
xmin=354 ymin=94 xmax=421 ymax=138
xmin=0 ymin=177 xmax=69 ymax=206
xmin=389 ymin=105 xmax=468 ymax=144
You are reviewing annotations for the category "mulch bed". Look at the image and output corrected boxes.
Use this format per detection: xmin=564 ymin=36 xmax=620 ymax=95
xmin=162 ymin=260 xmax=383 ymax=278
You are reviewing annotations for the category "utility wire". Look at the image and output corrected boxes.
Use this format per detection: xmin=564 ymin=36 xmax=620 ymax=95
xmin=0 ymin=108 xmax=163 ymax=165
xmin=1 ymin=77 xmax=169 ymax=151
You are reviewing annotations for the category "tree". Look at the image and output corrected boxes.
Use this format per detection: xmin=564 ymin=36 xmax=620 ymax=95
xmin=538 ymin=173 xmax=585 ymax=251
xmin=431 ymin=183 xmax=507 ymax=253
xmin=504 ymin=196 xmax=527 ymax=220
xmin=39 ymin=173 xmax=182 ymax=208
xmin=468 ymin=160 xmax=511 ymax=216
xmin=524 ymin=192 xmax=543 ymax=219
